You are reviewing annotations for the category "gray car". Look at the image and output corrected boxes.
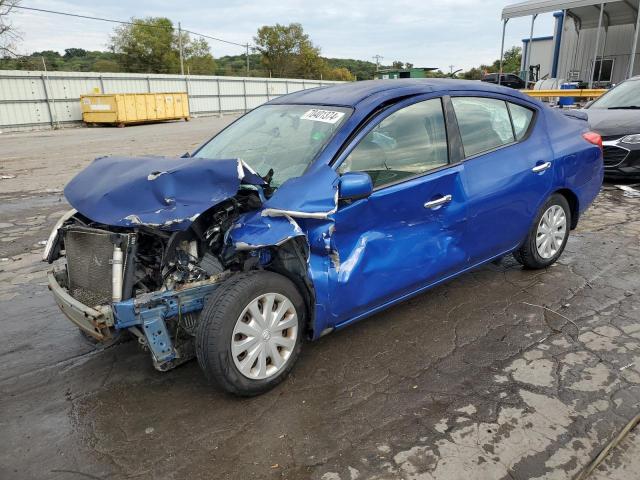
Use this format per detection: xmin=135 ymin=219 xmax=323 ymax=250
xmin=582 ymin=76 xmax=640 ymax=179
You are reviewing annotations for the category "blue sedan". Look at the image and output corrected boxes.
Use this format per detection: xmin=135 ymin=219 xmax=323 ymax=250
xmin=47 ymin=79 xmax=603 ymax=395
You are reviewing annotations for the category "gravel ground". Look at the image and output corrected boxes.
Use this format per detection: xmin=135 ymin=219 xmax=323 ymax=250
xmin=1 ymin=118 xmax=639 ymax=480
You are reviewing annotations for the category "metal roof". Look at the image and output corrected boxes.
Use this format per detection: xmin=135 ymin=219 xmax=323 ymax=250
xmin=502 ymin=0 xmax=639 ymax=28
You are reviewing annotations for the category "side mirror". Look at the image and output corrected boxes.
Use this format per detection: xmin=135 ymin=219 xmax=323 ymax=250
xmin=339 ymin=172 xmax=373 ymax=201
xmin=181 ymin=151 xmax=191 ymax=158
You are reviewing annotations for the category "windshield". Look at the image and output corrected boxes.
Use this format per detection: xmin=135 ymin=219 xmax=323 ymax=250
xmin=589 ymin=79 xmax=640 ymax=109
xmin=194 ymin=104 xmax=351 ymax=187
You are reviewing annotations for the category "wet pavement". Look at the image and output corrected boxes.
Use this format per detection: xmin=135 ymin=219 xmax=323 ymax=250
xmin=1 ymin=119 xmax=640 ymax=480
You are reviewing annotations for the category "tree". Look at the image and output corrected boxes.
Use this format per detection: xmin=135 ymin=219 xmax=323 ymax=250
xmin=63 ymin=48 xmax=88 ymax=59
xmin=110 ymin=17 xmax=179 ymax=73
xmin=392 ymin=60 xmax=405 ymax=69
xmin=498 ymin=46 xmax=522 ymax=73
xmin=0 ymin=0 xmax=20 ymax=56
xmin=183 ymin=37 xmax=216 ymax=75
xmin=324 ymin=67 xmax=354 ymax=81
xmin=254 ymin=23 xmax=324 ymax=78
xmin=109 ymin=17 xmax=216 ymax=75
xmin=93 ymin=59 xmax=120 ymax=72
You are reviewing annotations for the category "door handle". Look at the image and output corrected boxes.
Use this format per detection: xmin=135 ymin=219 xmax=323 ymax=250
xmin=424 ymin=194 xmax=452 ymax=209
xmin=532 ymin=162 xmax=552 ymax=173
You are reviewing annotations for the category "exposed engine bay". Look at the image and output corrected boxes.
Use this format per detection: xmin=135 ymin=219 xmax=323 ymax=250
xmin=45 ymin=185 xmax=305 ymax=371
xmin=44 ymin=154 xmax=337 ymax=373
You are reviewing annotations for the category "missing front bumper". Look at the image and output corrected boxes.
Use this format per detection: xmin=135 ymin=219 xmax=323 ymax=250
xmin=49 ymin=270 xmax=223 ymax=371
xmin=48 ymin=271 xmax=114 ymax=341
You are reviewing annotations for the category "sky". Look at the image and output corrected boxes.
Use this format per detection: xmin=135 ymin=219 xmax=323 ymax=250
xmin=9 ymin=0 xmax=557 ymax=71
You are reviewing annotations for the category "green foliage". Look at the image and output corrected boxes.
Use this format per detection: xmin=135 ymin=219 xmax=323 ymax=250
xmin=110 ymin=17 xmax=178 ymax=73
xmin=0 ymin=49 xmax=121 ymax=72
xmin=109 ymin=16 xmax=215 ymax=74
xmin=0 ymin=18 xmax=375 ymax=81
xmin=323 ymin=58 xmax=377 ymax=81
xmin=252 ymin=23 xmax=360 ymax=81
xmin=253 ymin=23 xmax=318 ymax=78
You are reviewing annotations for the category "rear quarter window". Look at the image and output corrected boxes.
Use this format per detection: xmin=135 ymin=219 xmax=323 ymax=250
xmin=451 ymin=97 xmax=515 ymax=157
xmin=508 ymin=103 xmax=534 ymax=140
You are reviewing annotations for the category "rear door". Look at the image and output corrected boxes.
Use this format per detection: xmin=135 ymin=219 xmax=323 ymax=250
xmin=450 ymin=94 xmax=554 ymax=264
xmin=328 ymin=96 xmax=469 ymax=325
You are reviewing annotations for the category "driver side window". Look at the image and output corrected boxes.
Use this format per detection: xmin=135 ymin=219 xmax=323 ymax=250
xmin=337 ymin=98 xmax=449 ymax=188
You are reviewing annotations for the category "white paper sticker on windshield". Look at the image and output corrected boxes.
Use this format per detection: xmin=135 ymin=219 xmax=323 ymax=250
xmin=300 ymin=109 xmax=345 ymax=124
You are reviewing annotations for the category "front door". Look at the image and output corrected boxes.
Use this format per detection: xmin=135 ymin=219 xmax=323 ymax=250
xmin=328 ymin=97 xmax=469 ymax=326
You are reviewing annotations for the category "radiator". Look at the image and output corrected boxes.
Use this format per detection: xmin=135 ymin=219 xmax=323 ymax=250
xmin=64 ymin=226 xmax=132 ymax=307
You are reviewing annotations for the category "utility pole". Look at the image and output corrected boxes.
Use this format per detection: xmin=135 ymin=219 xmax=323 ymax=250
xmin=246 ymin=43 xmax=250 ymax=76
xmin=178 ymin=22 xmax=185 ymax=75
xmin=449 ymin=65 xmax=455 ymax=74
xmin=372 ymin=54 xmax=383 ymax=72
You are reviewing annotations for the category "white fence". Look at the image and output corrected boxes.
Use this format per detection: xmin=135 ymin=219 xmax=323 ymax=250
xmin=0 ymin=70 xmax=342 ymax=131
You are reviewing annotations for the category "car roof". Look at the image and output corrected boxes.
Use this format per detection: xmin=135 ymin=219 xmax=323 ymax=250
xmin=268 ymin=79 xmax=530 ymax=108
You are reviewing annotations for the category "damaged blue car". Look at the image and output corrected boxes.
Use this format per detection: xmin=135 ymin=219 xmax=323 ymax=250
xmin=45 ymin=79 xmax=603 ymax=396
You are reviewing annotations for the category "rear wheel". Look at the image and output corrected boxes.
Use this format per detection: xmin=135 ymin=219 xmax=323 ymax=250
xmin=196 ymin=271 xmax=305 ymax=396
xmin=513 ymin=193 xmax=571 ymax=269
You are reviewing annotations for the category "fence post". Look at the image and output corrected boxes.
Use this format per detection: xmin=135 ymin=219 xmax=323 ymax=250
xmin=146 ymin=76 xmax=151 ymax=93
xmin=266 ymin=79 xmax=270 ymax=101
xmin=285 ymin=80 xmax=289 ymax=94
xmin=99 ymin=74 xmax=105 ymax=94
xmin=41 ymin=73 xmax=55 ymax=128
xmin=242 ymin=79 xmax=248 ymax=112
xmin=216 ymin=78 xmax=222 ymax=115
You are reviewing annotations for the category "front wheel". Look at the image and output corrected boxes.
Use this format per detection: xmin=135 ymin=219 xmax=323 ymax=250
xmin=513 ymin=193 xmax=571 ymax=269
xmin=196 ymin=271 xmax=305 ymax=396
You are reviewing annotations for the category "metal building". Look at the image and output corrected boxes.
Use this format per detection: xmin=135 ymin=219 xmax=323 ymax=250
xmin=376 ymin=67 xmax=439 ymax=79
xmin=500 ymin=0 xmax=640 ymax=87
xmin=521 ymin=35 xmax=555 ymax=80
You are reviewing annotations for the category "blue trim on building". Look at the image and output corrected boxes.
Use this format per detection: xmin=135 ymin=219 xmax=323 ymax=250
xmin=551 ymin=11 xmax=564 ymax=78
xmin=522 ymin=37 xmax=553 ymax=73
xmin=522 ymin=36 xmax=554 ymax=43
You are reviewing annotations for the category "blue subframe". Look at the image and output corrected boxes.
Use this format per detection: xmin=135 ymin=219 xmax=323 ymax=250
xmin=111 ymin=283 xmax=220 ymax=364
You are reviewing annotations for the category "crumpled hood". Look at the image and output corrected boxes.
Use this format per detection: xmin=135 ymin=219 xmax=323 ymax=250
xmin=65 ymin=156 xmax=264 ymax=231
xmin=581 ymin=108 xmax=640 ymax=137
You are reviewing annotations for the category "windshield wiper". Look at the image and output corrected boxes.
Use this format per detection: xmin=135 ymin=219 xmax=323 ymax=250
xmin=608 ymin=106 xmax=640 ymax=109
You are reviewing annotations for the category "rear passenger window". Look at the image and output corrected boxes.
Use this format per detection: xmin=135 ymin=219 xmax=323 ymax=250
xmin=509 ymin=103 xmax=534 ymax=140
xmin=452 ymin=97 xmax=515 ymax=157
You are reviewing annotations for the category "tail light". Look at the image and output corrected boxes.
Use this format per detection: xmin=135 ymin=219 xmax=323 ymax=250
xmin=583 ymin=131 xmax=603 ymax=151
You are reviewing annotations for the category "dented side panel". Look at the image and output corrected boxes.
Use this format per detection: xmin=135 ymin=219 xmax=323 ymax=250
xmin=326 ymin=165 xmax=469 ymax=326
xmin=227 ymin=211 xmax=305 ymax=250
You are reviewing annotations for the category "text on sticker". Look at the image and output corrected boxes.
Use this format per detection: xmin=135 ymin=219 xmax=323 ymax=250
xmin=300 ymin=109 xmax=345 ymax=124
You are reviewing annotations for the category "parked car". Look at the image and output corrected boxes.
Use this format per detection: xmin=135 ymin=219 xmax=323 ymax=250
xmin=45 ymin=79 xmax=603 ymax=396
xmin=481 ymin=73 xmax=527 ymax=90
xmin=582 ymin=76 xmax=640 ymax=179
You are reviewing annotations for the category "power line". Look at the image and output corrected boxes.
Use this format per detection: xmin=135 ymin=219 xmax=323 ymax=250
xmin=12 ymin=4 xmax=249 ymax=48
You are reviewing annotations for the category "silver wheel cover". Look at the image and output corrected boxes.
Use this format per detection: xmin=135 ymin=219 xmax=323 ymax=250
xmin=536 ymin=205 xmax=567 ymax=259
xmin=231 ymin=292 xmax=299 ymax=380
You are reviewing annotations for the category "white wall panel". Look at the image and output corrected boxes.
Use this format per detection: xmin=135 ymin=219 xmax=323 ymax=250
xmin=0 ymin=70 xmax=343 ymax=130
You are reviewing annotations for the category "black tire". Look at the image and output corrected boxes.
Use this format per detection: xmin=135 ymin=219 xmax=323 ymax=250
xmin=196 ymin=271 xmax=306 ymax=396
xmin=513 ymin=193 xmax=571 ymax=269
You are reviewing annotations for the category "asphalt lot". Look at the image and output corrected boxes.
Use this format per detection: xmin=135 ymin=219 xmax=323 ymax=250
xmin=1 ymin=117 xmax=640 ymax=480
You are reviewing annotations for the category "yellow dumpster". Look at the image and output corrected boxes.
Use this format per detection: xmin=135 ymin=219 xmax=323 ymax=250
xmin=80 ymin=92 xmax=190 ymax=127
